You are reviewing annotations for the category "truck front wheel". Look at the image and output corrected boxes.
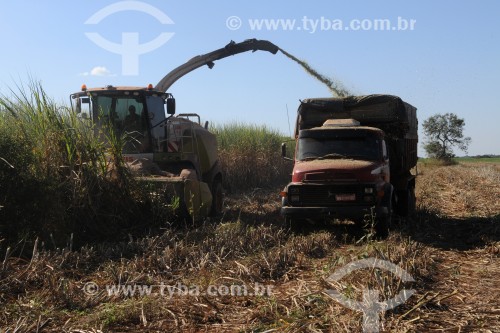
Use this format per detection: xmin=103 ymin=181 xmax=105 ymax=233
xmin=280 ymin=216 xmax=304 ymax=232
xmin=375 ymin=214 xmax=390 ymax=239
xmin=374 ymin=184 xmax=393 ymax=238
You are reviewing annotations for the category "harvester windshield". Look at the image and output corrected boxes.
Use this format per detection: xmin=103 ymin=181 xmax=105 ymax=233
xmin=72 ymin=90 xmax=169 ymax=154
xmin=95 ymin=95 xmax=144 ymax=130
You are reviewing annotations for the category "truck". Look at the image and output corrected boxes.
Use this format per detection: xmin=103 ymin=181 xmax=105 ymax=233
xmin=280 ymin=94 xmax=418 ymax=237
xmin=70 ymin=39 xmax=279 ymax=219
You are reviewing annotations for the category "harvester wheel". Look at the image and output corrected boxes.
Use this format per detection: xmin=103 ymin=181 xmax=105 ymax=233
xmin=210 ymin=180 xmax=223 ymax=216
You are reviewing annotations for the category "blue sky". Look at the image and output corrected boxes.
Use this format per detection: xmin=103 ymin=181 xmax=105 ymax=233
xmin=1 ymin=0 xmax=499 ymax=156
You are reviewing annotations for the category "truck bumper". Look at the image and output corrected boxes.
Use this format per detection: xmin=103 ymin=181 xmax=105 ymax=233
xmin=280 ymin=205 xmax=388 ymax=220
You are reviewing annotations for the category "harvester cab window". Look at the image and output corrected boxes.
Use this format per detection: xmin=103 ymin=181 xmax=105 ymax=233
xmin=115 ymin=99 xmax=143 ymax=130
xmin=95 ymin=96 xmax=114 ymax=123
xmin=123 ymin=105 xmax=142 ymax=132
xmin=75 ymin=97 xmax=91 ymax=120
xmin=93 ymin=96 xmax=144 ymax=133
xmin=146 ymin=96 xmax=167 ymax=152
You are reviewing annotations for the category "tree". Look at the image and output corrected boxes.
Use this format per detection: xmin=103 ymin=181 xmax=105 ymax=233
xmin=422 ymin=113 xmax=471 ymax=160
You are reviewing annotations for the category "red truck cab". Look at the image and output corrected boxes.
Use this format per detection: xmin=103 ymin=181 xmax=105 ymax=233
xmin=281 ymin=95 xmax=418 ymax=238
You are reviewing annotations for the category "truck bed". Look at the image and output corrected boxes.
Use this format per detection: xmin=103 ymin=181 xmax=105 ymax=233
xmin=296 ymin=95 xmax=417 ymax=138
xmin=296 ymin=94 xmax=418 ymax=173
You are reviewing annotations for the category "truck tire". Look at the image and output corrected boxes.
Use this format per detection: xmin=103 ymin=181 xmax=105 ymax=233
xmin=375 ymin=198 xmax=392 ymax=239
xmin=408 ymin=187 xmax=416 ymax=216
xmin=374 ymin=183 xmax=393 ymax=238
xmin=280 ymin=217 xmax=304 ymax=232
xmin=210 ymin=180 xmax=223 ymax=216
xmin=396 ymin=187 xmax=416 ymax=217
xmin=375 ymin=215 xmax=390 ymax=239
xmin=282 ymin=216 xmax=294 ymax=229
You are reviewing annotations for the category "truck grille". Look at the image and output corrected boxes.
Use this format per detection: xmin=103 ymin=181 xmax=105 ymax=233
xmin=288 ymin=184 xmax=373 ymax=206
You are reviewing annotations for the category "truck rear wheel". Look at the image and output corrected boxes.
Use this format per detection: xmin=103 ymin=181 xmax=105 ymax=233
xmin=396 ymin=187 xmax=416 ymax=217
xmin=408 ymin=187 xmax=416 ymax=216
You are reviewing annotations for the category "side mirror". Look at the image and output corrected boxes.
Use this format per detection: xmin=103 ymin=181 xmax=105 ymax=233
xmin=281 ymin=143 xmax=287 ymax=158
xmin=281 ymin=142 xmax=294 ymax=161
xmin=382 ymin=140 xmax=389 ymax=161
xmin=166 ymin=97 xmax=176 ymax=115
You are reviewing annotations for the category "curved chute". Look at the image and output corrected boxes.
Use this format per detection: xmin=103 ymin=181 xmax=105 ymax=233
xmin=155 ymin=39 xmax=279 ymax=92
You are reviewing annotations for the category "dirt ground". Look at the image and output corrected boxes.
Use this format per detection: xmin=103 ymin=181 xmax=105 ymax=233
xmin=1 ymin=163 xmax=499 ymax=332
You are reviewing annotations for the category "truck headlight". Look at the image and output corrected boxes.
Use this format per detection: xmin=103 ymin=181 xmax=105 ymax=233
xmin=288 ymin=187 xmax=300 ymax=202
xmin=364 ymin=187 xmax=374 ymax=194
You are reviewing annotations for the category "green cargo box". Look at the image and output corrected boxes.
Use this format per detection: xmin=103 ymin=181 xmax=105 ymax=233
xmin=296 ymin=94 xmax=418 ymax=174
xmin=296 ymin=94 xmax=417 ymax=140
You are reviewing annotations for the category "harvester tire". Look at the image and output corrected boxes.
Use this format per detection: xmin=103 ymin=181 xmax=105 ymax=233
xmin=210 ymin=180 xmax=223 ymax=216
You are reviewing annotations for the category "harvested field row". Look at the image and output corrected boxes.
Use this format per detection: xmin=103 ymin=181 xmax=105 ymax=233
xmin=1 ymin=163 xmax=499 ymax=332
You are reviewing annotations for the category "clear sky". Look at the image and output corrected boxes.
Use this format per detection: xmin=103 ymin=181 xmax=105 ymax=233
xmin=1 ymin=0 xmax=499 ymax=156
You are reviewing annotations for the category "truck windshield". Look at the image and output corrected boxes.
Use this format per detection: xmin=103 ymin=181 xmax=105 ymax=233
xmin=297 ymin=137 xmax=381 ymax=161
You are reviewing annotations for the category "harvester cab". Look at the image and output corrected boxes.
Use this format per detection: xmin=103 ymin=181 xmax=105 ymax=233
xmin=70 ymin=39 xmax=279 ymax=219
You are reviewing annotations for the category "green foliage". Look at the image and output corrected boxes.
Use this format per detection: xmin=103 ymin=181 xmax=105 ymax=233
xmin=454 ymin=156 xmax=500 ymax=163
xmin=211 ymin=122 xmax=292 ymax=191
xmin=0 ymin=82 xmax=296 ymax=247
xmin=213 ymin=122 xmax=286 ymax=151
xmin=422 ymin=113 xmax=471 ymax=161
xmin=0 ymin=82 xmax=172 ymax=248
